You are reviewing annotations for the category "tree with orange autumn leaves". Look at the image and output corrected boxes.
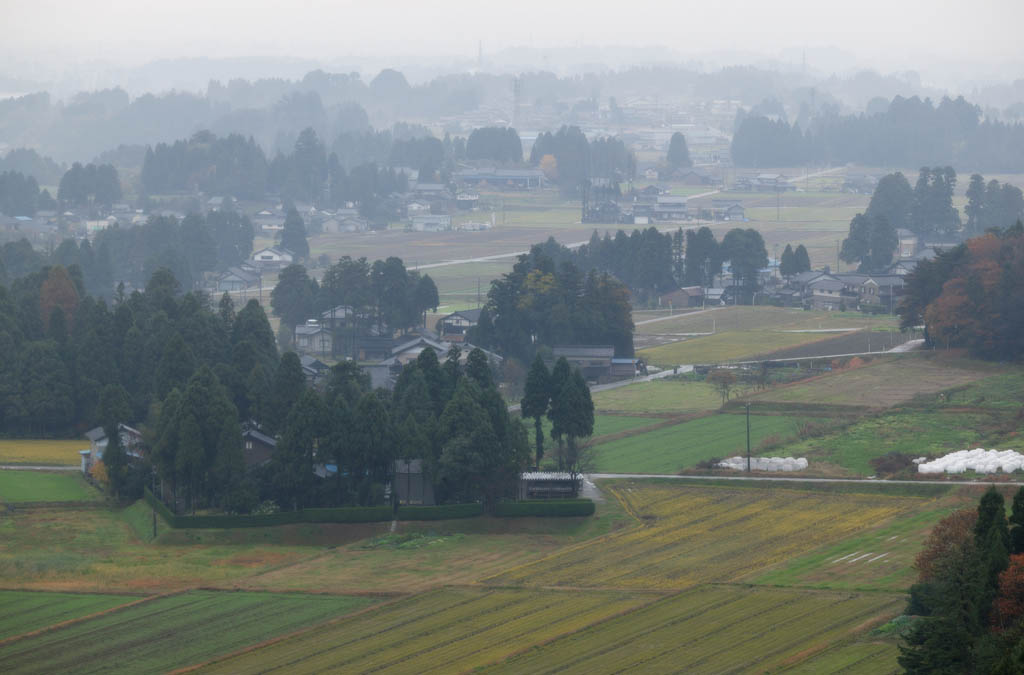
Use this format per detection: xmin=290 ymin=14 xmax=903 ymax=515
xmin=900 ymin=222 xmax=1024 ymax=359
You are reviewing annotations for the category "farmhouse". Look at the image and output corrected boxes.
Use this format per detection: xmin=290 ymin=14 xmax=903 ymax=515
xmin=215 ymin=265 xmax=261 ymax=293
xmin=453 ymin=168 xmax=545 ymax=190
xmin=653 ymin=196 xmax=689 ymax=221
xmin=242 ymin=428 xmax=276 ymax=469
xmin=455 ymin=192 xmax=480 ymax=210
xmin=551 ymin=345 xmax=615 ymax=382
xmin=411 ymin=215 xmax=452 ymax=232
xmin=711 ymin=199 xmax=745 ymax=221
xmin=80 ymin=424 xmax=144 ymax=474
xmin=320 ymin=305 xmax=356 ymax=330
xmin=437 ymin=308 xmax=482 ymax=342
xmin=659 ymin=286 xmax=704 ymax=308
xmin=294 ymin=320 xmax=333 ymax=356
xmin=251 ymin=246 xmax=294 ymax=269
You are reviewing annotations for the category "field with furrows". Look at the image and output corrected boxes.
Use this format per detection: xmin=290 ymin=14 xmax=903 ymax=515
xmin=484 ymin=481 xmax=924 ymax=589
xmin=0 ymin=590 xmax=133 ymax=640
xmin=0 ymin=590 xmax=374 ymax=674
xmin=198 ymin=587 xmax=653 ymax=674
xmin=484 ymin=585 xmax=903 ymax=674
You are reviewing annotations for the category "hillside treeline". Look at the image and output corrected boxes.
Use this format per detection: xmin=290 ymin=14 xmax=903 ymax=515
xmin=0 ymin=211 xmax=254 ymax=295
xmin=470 ymin=245 xmax=636 ymax=360
xmin=900 ymin=487 xmax=1024 ymax=671
xmin=899 ymin=224 xmax=1024 ymax=359
xmin=732 ymin=95 xmax=1024 ymax=171
xmin=530 ymin=126 xmax=635 ymax=190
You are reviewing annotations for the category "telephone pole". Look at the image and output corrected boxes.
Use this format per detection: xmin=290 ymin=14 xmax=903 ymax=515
xmin=745 ymin=403 xmax=751 ymax=472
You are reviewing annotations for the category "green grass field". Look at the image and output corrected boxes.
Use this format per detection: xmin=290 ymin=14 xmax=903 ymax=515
xmin=0 ymin=502 xmax=319 ymax=592
xmin=591 ymin=378 xmax=722 ymax=414
xmin=199 ymin=588 xmax=652 ymax=674
xmin=484 ymin=586 xmax=902 ymax=674
xmin=0 ymin=590 xmax=375 ymax=674
xmin=0 ymin=590 xmax=132 ymax=640
xmin=526 ymin=414 xmax=662 ymax=459
xmin=592 ymin=413 xmax=815 ymax=473
xmin=0 ymin=471 xmax=99 ymax=503
xmin=0 ymin=440 xmax=84 ymax=466
xmin=774 ymin=411 xmax=1000 ymax=475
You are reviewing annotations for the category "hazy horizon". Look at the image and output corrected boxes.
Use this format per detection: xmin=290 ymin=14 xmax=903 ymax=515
xmin=3 ymin=0 xmax=1023 ymax=97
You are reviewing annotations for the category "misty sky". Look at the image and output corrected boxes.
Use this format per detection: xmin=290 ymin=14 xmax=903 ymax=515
xmin=4 ymin=0 xmax=1023 ymax=79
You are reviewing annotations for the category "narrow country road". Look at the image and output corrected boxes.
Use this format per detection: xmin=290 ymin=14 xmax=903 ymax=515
xmin=587 ymin=472 xmax=1024 ymax=487
xmin=0 ymin=464 xmax=78 ymax=471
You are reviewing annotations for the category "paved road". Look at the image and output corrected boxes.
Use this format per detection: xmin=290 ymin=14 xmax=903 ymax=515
xmin=587 ymin=472 xmax=1024 ymax=487
xmin=635 ymin=306 xmax=726 ymax=327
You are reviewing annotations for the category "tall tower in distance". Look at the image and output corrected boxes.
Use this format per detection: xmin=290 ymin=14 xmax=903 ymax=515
xmin=512 ymin=76 xmax=522 ymax=130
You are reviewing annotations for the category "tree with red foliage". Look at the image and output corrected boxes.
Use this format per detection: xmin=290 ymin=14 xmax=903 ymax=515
xmin=993 ymin=554 xmax=1024 ymax=631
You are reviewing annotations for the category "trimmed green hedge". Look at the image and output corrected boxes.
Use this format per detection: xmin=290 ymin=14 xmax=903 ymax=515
xmin=493 ymin=499 xmax=595 ymax=517
xmin=398 ymin=503 xmax=483 ymax=520
xmin=144 ymin=491 xmax=591 ymax=528
xmin=144 ymin=489 xmax=392 ymax=528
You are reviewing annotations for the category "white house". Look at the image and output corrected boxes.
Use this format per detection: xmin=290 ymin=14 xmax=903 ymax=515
xmin=251 ymin=246 xmax=295 ymax=269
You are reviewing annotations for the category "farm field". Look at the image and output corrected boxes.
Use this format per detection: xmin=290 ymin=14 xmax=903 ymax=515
xmin=0 ymin=590 xmax=375 ymax=675
xmin=485 ymin=481 xmax=924 ymax=590
xmin=638 ymin=329 xmax=843 ymax=367
xmin=591 ymin=377 xmax=722 ymax=414
xmin=782 ymin=640 xmax=900 ymax=674
xmin=770 ymin=410 xmax=1001 ymax=476
xmin=750 ymin=355 xmax=992 ymax=408
xmin=0 ymin=502 xmax=317 ymax=592
xmin=752 ymin=502 xmax=964 ymax=592
xmin=592 ymin=413 xmax=815 ymax=474
xmin=198 ymin=587 xmax=653 ymax=674
xmin=634 ymin=306 xmax=892 ymax=336
xmin=0 ymin=439 xmax=83 ymax=466
xmin=0 ymin=590 xmax=132 ymax=640
xmin=756 ymin=326 xmax=913 ymax=360
xmin=484 ymin=585 xmax=903 ymax=674
xmin=0 ymin=470 xmax=99 ymax=503
xmin=235 ymin=529 xmax=578 ymax=594
xmin=527 ymin=414 xmax=662 ymax=459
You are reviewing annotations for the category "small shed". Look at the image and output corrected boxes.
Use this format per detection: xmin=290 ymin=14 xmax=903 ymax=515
xmin=394 ymin=459 xmax=435 ymax=505
xmin=518 ymin=472 xmax=579 ymax=500
xmin=242 ymin=428 xmax=277 ymax=469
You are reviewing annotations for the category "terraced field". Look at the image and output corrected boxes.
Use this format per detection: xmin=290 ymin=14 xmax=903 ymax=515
xmin=749 ymin=356 xmax=991 ymax=408
xmin=0 ymin=590 xmax=374 ymax=674
xmin=485 ymin=481 xmax=922 ymax=590
xmin=0 ymin=440 xmax=83 ymax=466
xmin=199 ymin=587 xmax=652 ymax=674
xmin=783 ymin=640 xmax=901 ymax=674
xmin=485 ymin=585 xmax=903 ymax=674
xmin=0 ymin=590 xmax=132 ymax=640
xmin=592 ymin=413 xmax=815 ymax=474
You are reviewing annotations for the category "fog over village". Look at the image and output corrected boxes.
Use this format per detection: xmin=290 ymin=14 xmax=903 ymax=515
xmin=2 ymin=1 xmax=1024 ymax=673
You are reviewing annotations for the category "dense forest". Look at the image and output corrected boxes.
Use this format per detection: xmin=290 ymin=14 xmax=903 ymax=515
xmin=732 ymin=96 xmax=1024 ymax=171
xmin=900 ymin=487 xmax=1024 ymax=672
xmin=469 ymin=245 xmax=635 ymax=361
xmin=529 ymin=125 xmax=635 ymax=190
xmin=0 ymin=210 xmax=254 ymax=295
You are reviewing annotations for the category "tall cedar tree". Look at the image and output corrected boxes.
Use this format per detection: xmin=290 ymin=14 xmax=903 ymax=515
xmin=280 ymin=208 xmax=310 ymax=260
xmin=521 ymin=354 xmax=551 ymax=466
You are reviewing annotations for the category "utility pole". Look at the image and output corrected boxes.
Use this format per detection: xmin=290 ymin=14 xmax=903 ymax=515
xmin=746 ymin=403 xmax=751 ymax=472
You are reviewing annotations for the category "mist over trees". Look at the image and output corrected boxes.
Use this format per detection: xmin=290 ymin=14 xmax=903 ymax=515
xmin=529 ymin=126 xmax=635 ymax=192
xmin=732 ymin=95 xmax=1024 ymax=171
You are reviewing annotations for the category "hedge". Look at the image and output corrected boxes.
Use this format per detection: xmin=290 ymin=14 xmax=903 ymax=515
xmin=144 ymin=489 xmax=392 ymax=528
xmin=397 ymin=503 xmax=483 ymax=520
xmin=143 ymin=491 xmax=591 ymax=528
xmin=493 ymin=499 xmax=595 ymax=517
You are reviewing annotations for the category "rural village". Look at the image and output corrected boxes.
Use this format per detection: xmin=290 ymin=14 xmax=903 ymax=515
xmin=3 ymin=8 xmax=1024 ymax=673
